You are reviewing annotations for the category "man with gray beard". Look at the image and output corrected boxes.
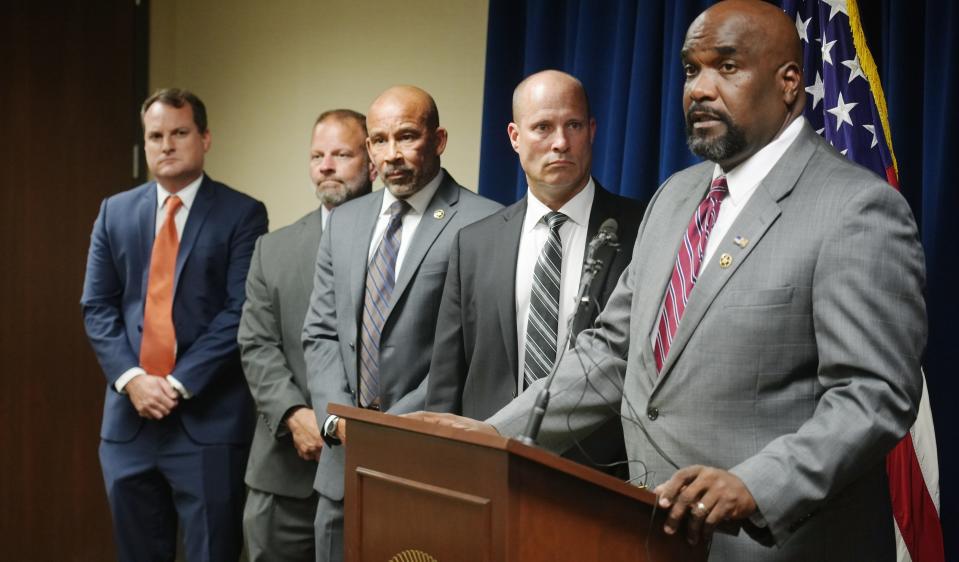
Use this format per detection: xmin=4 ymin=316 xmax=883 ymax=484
xmin=238 ymin=110 xmax=374 ymax=561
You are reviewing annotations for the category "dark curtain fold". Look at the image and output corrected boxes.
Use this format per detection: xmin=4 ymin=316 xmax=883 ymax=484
xmin=479 ymin=1 xmax=957 ymax=557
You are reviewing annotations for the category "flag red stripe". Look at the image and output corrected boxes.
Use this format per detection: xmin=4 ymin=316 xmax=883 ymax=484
xmin=886 ymin=433 xmax=944 ymax=562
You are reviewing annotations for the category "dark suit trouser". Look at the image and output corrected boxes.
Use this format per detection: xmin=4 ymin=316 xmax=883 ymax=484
xmin=314 ymin=494 xmax=344 ymax=562
xmin=243 ymin=488 xmax=317 ymax=562
xmin=99 ymin=414 xmax=248 ymax=562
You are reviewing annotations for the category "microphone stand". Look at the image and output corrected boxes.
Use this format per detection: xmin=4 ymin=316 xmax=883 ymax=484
xmin=517 ymin=243 xmax=617 ymax=446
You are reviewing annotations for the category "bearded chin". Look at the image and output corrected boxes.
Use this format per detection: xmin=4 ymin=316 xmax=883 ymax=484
xmin=316 ymin=184 xmax=348 ymax=206
xmin=686 ymin=120 xmax=748 ymax=163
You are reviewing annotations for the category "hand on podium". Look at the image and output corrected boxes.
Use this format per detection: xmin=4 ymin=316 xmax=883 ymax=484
xmin=653 ymin=465 xmax=757 ymax=546
xmin=404 ymin=411 xmax=500 ymax=435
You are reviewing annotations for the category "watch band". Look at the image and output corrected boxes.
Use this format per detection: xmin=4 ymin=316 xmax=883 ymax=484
xmin=321 ymin=414 xmax=341 ymax=447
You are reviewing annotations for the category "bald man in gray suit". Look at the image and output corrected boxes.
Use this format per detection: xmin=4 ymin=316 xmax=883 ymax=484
xmin=411 ymin=2 xmax=926 ymax=560
xmin=302 ymin=86 xmax=501 ymax=562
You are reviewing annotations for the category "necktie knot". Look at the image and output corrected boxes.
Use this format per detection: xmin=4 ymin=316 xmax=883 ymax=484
xmin=388 ymin=199 xmax=409 ymax=219
xmin=544 ymin=211 xmax=569 ymax=231
xmin=165 ymin=195 xmax=183 ymax=216
xmin=709 ymin=176 xmax=730 ymax=201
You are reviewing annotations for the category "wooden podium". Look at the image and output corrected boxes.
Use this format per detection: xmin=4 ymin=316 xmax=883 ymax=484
xmin=330 ymin=404 xmax=707 ymax=562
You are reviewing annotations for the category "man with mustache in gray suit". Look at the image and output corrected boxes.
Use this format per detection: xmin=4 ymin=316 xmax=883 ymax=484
xmin=303 ymin=86 xmax=502 ymax=561
xmin=410 ymin=2 xmax=926 ymax=560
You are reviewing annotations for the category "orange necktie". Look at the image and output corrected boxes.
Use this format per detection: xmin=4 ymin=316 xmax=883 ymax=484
xmin=140 ymin=195 xmax=182 ymax=376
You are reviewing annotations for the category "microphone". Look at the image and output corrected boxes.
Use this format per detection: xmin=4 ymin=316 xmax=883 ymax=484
xmin=573 ymin=219 xmax=619 ymax=335
xmin=518 ymin=218 xmax=619 ymax=446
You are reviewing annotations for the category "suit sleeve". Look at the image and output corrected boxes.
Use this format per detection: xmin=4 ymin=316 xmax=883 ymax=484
xmin=170 ymin=200 xmax=269 ymax=397
xmin=81 ymin=198 xmax=140 ymax=385
xmin=303 ymin=212 xmax=354 ymax=428
xmin=487 ymin=234 xmax=637 ymax=448
xmin=729 ymin=184 xmax=926 ymax=545
xmin=238 ymin=236 xmax=309 ymax=438
xmin=424 ymin=230 xmax=468 ymax=414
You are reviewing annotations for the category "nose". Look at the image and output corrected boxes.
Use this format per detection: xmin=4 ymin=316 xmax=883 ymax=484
xmin=320 ymin=154 xmax=336 ymax=173
xmin=551 ymin=129 xmax=570 ymax=153
xmin=161 ymin=134 xmax=174 ymax=153
xmin=687 ymin=70 xmax=717 ymax=103
xmin=385 ymin=139 xmax=403 ymax=162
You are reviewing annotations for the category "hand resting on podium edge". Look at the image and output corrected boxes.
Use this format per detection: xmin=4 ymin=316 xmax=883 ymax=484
xmin=403 ymin=411 xmax=501 ymax=435
xmin=653 ymin=465 xmax=757 ymax=546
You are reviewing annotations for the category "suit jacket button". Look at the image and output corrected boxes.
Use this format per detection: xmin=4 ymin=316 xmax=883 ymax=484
xmin=647 ymin=407 xmax=659 ymax=421
xmin=349 ymin=341 xmax=355 ymax=350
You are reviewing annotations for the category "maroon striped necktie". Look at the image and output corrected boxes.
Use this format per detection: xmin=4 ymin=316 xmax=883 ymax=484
xmin=653 ymin=176 xmax=729 ymax=373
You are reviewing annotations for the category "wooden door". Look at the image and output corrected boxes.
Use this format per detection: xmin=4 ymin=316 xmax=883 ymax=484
xmin=0 ymin=1 xmax=148 ymax=559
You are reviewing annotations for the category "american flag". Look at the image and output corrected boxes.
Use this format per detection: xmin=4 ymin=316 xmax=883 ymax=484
xmin=781 ymin=1 xmax=944 ymax=561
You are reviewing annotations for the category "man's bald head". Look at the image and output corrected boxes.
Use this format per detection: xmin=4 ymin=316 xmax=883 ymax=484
xmin=365 ymin=85 xmax=448 ymax=198
xmin=369 ymin=85 xmax=440 ymax=131
xmin=507 ymin=70 xmax=596 ymax=210
xmin=681 ymin=0 xmax=805 ymax=170
xmin=512 ymin=70 xmax=591 ymax=124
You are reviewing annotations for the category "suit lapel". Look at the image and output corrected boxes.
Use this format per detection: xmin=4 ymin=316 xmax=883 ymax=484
xmin=636 ymin=166 xmax=713 ymax=382
xmin=385 ymin=175 xmax=459 ymax=319
xmin=653 ymin=124 xmax=819 ymax=386
xmin=137 ymin=183 xmax=158 ymax=290
xmin=496 ymin=199 xmax=525 ymax=377
xmin=350 ymin=191 xmax=384 ymax=325
xmin=174 ymin=177 xmax=214 ymax=295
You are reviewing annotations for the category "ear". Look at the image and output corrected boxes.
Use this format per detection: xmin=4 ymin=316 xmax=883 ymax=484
xmin=780 ymin=61 xmax=803 ymax=107
xmin=588 ymin=117 xmax=597 ymax=144
xmin=433 ymin=127 xmax=449 ymax=156
xmin=507 ymin=122 xmax=520 ymax=153
xmin=367 ymin=159 xmax=377 ymax=182
xmin=201 ymin=129 xmax=212 ymax=153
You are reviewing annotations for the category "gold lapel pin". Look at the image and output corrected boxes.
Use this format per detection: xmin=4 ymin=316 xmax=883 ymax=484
xmin=433 ymin=209 xmax=445 ymax=219
xmin=733 ymin=236 xmax=749 ymax=248
xmin=719 ymin=253 xmax=733 ymax=269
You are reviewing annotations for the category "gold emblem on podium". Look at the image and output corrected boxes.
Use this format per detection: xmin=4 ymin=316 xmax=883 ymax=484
xmin=389 ymin=549 xmax=438 ymax=562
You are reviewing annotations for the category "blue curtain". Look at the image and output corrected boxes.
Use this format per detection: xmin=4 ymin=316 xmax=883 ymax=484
xmin=479 ymin=1 xmax=958 ymax=557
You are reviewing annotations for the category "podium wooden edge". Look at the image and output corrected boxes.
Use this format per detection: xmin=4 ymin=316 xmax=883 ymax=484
xmin=329 ymin=404 xmax=660 ymax=508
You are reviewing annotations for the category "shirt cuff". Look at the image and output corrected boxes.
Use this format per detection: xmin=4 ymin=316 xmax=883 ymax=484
xmin=749 ymin=509 xmax=768 ymax=528
xmin=115 ymin=367 xmax=146 ymax=393
xmin=166 ymin=375 xmax=192 ymax=399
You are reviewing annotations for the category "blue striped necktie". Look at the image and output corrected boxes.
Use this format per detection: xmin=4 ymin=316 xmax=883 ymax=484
xmin=524 ymin=211 xmax=569 ymax=388
xmin=359 ymin=199 xmax=409 ymax=408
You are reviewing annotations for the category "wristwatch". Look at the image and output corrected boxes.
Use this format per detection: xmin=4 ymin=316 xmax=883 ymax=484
xmin=322 ymin=414 xmax=341 ymax=446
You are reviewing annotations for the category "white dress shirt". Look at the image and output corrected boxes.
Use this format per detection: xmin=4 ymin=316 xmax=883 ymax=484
xmin=366 ymin=170 xmax=445 ymax=276
xmin=701 ymin=117 xmax=804 ymax=271
xmin=115 ymin=175 xmax=205 ymax=398
xmin=321 ymin=205 xmax=332 ymax=229
xmin=515 ymin=178 xmax=595 ymax=390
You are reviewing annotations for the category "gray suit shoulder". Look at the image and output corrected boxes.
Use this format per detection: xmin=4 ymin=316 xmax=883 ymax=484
xmin=455 ymin=185 xmax=503 ymax=218
xmin=258 ymin=208 xmax=322 ymax=248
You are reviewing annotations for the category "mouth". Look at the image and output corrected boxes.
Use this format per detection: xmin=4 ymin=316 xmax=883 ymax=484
xmin=545 ymin=159 xmax=574 ymax=168
xmin=686 ymin=107 xmax=728 ymax=131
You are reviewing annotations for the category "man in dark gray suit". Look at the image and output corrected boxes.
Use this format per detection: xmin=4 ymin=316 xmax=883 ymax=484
xmin=425 ymin=70 xmax=644 ymax=475
xmin=238 ymin=109 xmax=374 ymax=560
xmin=411 ymin=2 xmax=926 ymax=560
xmin=302 ymin=85 xmax=502 ymax=561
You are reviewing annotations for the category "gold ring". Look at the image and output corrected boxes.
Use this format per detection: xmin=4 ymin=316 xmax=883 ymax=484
xmin=696 ymin=501 xmax=708 ymax=514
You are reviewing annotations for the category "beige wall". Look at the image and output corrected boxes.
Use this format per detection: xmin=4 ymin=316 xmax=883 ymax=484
xmin=150 ymin=0 xmax=490 ymax=229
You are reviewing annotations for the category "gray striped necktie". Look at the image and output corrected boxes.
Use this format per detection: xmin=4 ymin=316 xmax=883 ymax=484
xmin=524 ymin=211 xmax=569 ymax=388
xmin=359 ymin=199 xmax=409 ymax=408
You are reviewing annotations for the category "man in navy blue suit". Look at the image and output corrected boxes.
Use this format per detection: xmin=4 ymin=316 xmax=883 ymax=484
xmin=81 ymin=89 xmax=268 ymax=561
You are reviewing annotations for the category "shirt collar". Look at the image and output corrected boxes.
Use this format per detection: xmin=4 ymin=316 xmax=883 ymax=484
xmin=523 ymin=177 xmax=595 ymax=233
xmin=156 ymin=174 xmax=204 ymax=211
xmin=379 ymin=169 xmax=445 ymax=216
xmin=712 ymin=117 xmax=804 ymax=206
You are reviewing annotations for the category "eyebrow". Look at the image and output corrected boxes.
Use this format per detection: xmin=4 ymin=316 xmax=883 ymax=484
xmin=680 ymin=45 xmax=738 ymax=59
